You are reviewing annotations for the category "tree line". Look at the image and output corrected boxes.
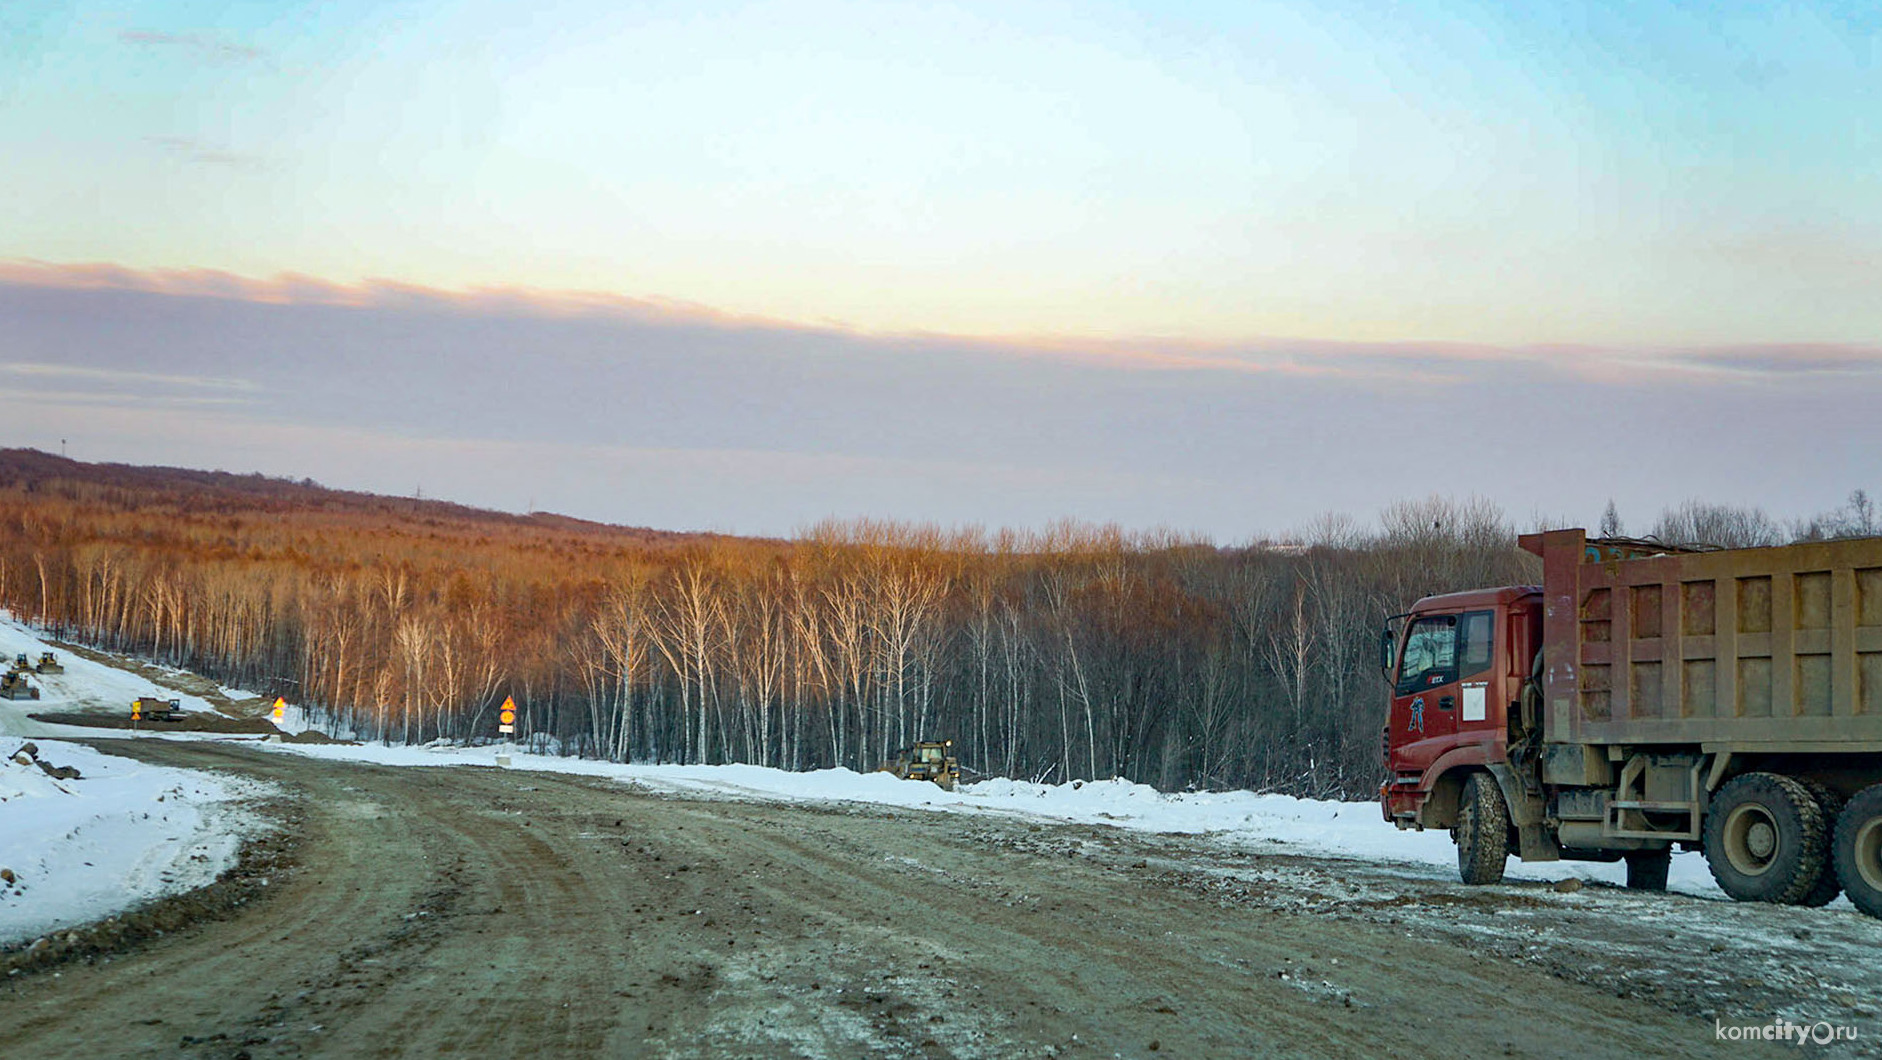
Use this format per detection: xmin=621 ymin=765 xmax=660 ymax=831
xmin=2 ymin=452 xmax=1870 ymax=798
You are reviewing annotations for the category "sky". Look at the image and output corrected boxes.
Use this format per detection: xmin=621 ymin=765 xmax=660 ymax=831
xmin=2 ymin=1 xmax=1879 ymax=538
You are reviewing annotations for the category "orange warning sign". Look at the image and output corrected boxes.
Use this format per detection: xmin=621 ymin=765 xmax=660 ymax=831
xmin=272 ymin=696 xmax=287 ymax=721
xmin=499 ymin=696 xmax=516 ymax=726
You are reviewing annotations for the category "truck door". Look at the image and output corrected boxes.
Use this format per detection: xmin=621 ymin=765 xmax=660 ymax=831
xmin=1389 ymin=610 xmax=1496 ymax=774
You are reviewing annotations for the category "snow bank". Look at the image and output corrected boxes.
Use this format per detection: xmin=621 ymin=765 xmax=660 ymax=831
xmin=0 ymin=739 xmax=270 ymax=946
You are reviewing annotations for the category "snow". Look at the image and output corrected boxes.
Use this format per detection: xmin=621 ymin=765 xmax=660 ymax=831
xmin=267 ymin=701 xmax=322 ymax=737
xmin=0 ymin=738 xmax=271 ymax=946
xmin=0 ymin=614 xmax=276 ymax=947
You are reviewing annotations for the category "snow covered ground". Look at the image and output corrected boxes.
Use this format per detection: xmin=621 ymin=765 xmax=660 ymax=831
xmin=0 ymin=614 xmax=279 ymax=947
xmin=0 ymin=738 xmax=272 ymax=946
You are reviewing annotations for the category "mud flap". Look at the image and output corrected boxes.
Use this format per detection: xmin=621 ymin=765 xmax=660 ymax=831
xmin=1488 ymin=763 xmax=1561 ymax=862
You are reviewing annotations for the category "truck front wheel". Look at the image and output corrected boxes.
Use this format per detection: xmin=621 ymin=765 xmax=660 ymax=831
xmin=1454 ymin=772 xmax=1509 ymax=885
xmin=1704 ymin=773 xmax=1828 ymax=905
xmin=1832 ymin=785 xmax=1882 ymax=919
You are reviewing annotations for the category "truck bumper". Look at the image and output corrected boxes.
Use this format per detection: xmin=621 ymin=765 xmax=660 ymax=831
xmin=1382 ymin=778 xmax=1429 ymax=829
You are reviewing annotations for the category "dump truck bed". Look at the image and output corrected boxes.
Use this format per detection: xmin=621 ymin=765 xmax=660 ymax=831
xmin=1524 ymin=528 xmax=1882 ymax=748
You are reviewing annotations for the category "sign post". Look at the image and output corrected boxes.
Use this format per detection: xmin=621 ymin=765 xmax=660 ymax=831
xmin=497 ymin=696 xmax=516 ymax=767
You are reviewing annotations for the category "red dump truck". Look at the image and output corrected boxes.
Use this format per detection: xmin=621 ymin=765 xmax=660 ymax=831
xmin=1381 ymin=528 xmax=1882 ymax=918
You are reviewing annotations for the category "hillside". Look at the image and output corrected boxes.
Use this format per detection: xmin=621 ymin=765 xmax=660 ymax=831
xmin=0 ymin=448 xmax=727 ymax=551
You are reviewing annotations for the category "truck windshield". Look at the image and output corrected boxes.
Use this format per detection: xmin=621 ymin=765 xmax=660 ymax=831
xmin=1396 ymin=616 xmax=1457 ymax=692
xmin=1396 ymin=610 xmax=1496 ymax=694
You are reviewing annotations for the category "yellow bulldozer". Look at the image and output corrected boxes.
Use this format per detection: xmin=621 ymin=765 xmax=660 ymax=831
xmin=877 ymin=740 xmax=960 ymax=791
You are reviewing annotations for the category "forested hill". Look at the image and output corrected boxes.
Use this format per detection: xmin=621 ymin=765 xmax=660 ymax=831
xmin=0 ymin=449 xmax=1542 ymax=798
xmin=0 ymin=448 xmax=721 ymax=549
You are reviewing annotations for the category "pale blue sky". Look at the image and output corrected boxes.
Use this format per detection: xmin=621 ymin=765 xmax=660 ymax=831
xmin=6 ymin=0 xmax=1878 ymax=342
xmin=2 ymin=3 xmax=1878 ymax=535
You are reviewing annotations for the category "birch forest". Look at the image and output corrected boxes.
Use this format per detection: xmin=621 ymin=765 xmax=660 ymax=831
xmin=0 ymin=449 xmax=1610 ymax=798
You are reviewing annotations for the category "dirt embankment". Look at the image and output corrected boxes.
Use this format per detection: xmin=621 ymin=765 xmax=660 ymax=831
xmin=24 ymin=712 xmax=340 ymax=742
xmin=29 ymin=711 xmax=278 ymax=734
xmin=1 ymin=741 xmax=1842 ymax=1059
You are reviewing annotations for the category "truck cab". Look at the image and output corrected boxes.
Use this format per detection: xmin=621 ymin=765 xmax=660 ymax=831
xmin=1381 ymin=586 xmax=1540 ymax=830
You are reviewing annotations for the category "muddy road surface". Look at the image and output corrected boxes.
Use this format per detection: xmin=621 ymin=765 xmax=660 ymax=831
xmin=6 ymin=741 xmax=1869 ymax=1059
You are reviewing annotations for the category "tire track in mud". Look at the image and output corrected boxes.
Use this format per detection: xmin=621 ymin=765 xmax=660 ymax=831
xmin=2 ymin=742 xmax=1810 ymax=1059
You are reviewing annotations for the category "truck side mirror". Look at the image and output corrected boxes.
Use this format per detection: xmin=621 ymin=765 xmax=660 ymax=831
xmin=1379 ymin=627 xmax=1397 ymax=674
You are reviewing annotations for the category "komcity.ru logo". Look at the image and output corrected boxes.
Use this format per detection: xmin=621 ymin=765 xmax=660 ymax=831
xmin=1715 ymin=1017 xmax=1860 ymax=1046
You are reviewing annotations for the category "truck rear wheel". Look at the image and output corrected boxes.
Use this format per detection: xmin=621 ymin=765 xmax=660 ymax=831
xmin=1797 ymin=780 xmax=1845 ymax=908
xmin=1454 ymin=772 xmax=1509 ymax=885
xmin=1833 ymin=785 xmax=1882 ymax=919
xmin=1624 ymin=848 xmax=1670 ymax=892
xmin=1704 ymin=773 xmax=1828 ymax=905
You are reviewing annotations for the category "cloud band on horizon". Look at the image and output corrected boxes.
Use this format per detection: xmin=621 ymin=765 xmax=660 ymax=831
xmin=4 ymin=259 xmax=1877 ymax=388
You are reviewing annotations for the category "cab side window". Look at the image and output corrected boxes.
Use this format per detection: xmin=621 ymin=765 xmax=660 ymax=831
xmin=1459 ymin=610 xmax=1494 ymax=678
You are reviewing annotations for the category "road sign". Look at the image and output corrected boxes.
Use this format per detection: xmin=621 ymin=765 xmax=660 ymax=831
xmin=272 ymin=696 xmax=287 ymax=723
xmin=498 ymin=696 xmax=516 ymax=735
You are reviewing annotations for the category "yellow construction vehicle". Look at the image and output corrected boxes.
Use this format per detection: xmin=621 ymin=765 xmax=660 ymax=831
xmin=131 ymin=696 xmax=184 ymax=722
xmin=35 ymin=652 xmax=62 ymax=674
xmin=878 ymin=740 xmax=960 ymax=791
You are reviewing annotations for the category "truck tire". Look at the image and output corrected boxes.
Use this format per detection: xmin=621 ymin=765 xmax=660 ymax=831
xmin=1454 ymin=772 xmax=1509 ymax=885
xmin=1832 ymin=785 xmax=1882 ymax=919
xmin=1624 ymin=848 xmax=1671 ymax=892
xmin=1704 ymin=773 xmax=1828 ymax=905
xmin=1797 ymin=780 xmax=1845 ymax=908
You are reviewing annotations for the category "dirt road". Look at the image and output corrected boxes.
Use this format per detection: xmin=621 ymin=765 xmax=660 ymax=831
xmin=3 ymin=741 xmax=1859 ymax=1059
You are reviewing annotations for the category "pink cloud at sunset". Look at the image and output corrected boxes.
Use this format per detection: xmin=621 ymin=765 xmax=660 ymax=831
xmin=1 ymin=260 xmax=1874 ymax=538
